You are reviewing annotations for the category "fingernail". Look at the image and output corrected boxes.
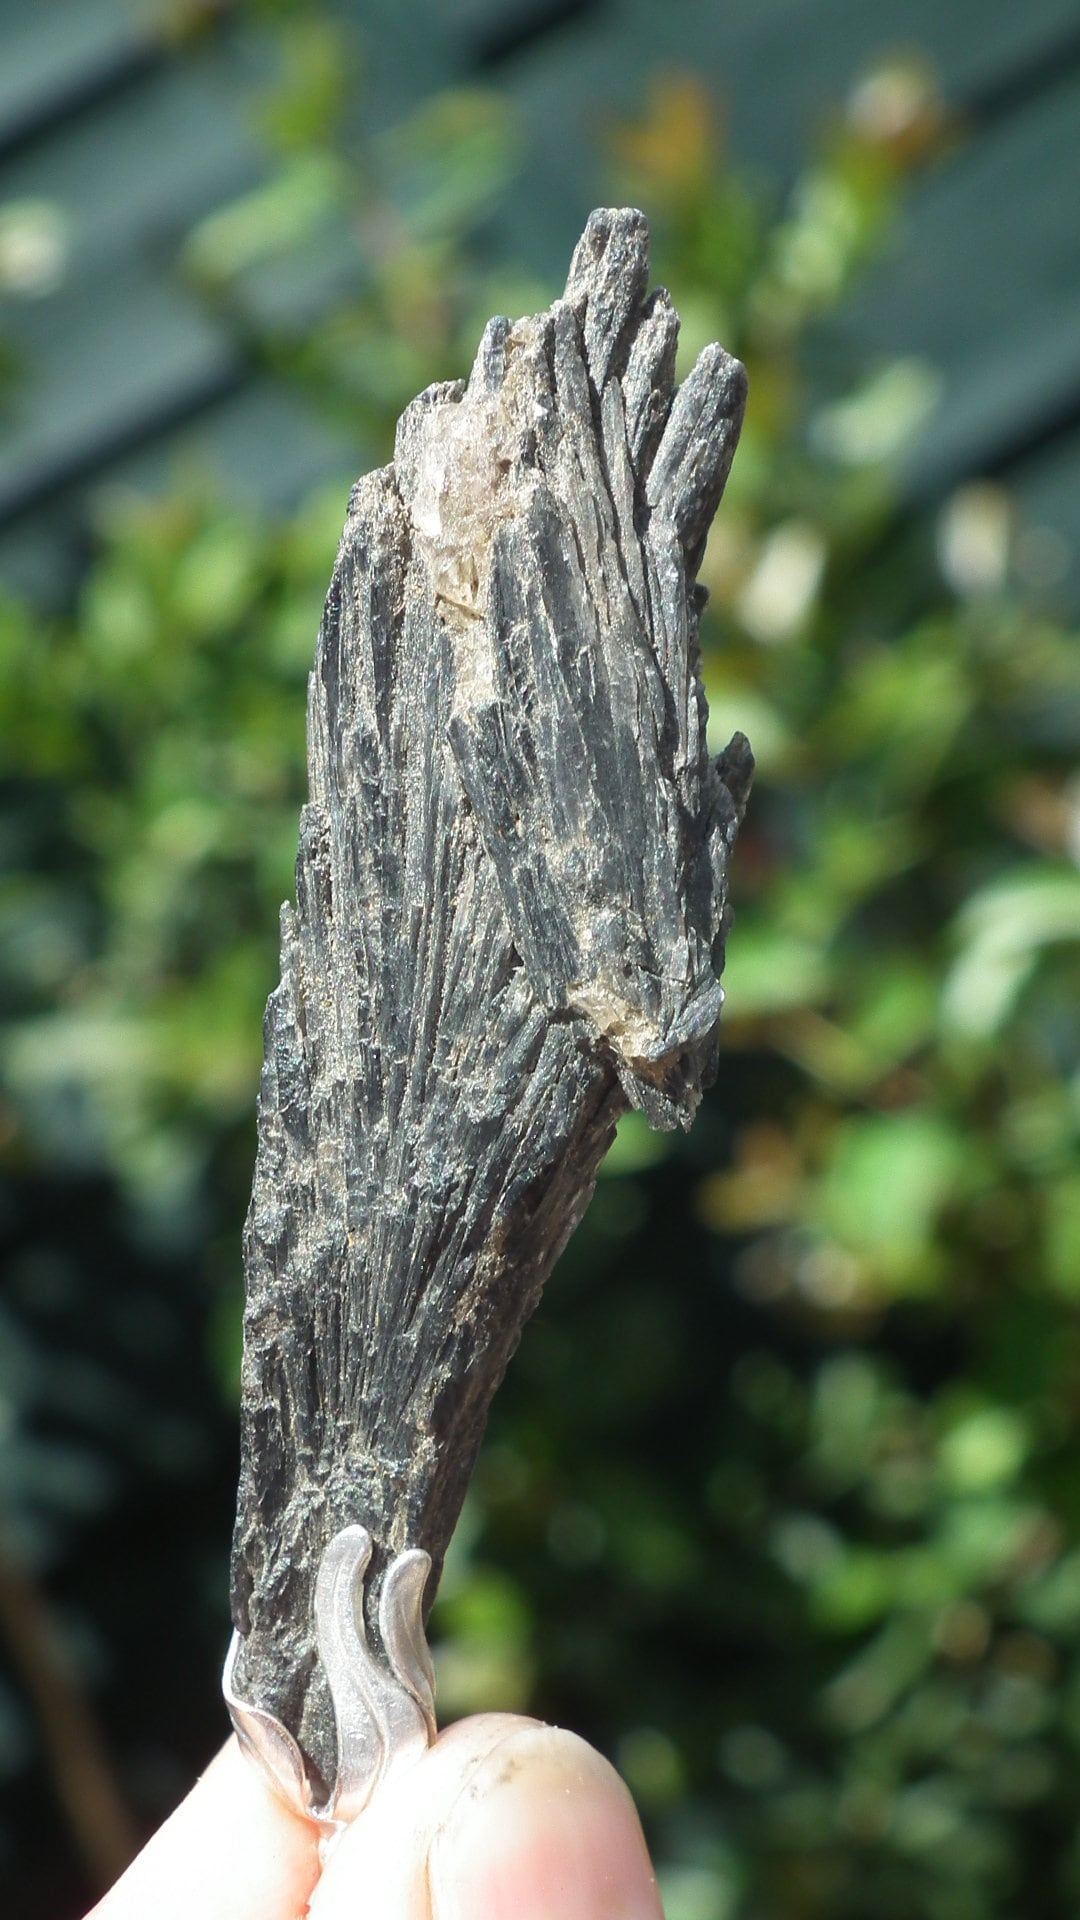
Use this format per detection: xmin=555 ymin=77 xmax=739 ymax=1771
xmin=430 ymin=1725 xmax=664 ymax=1920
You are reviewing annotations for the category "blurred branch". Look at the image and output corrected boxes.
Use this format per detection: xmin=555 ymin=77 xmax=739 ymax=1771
xmin=0 ymin=1533 xmax=138 ymax=1889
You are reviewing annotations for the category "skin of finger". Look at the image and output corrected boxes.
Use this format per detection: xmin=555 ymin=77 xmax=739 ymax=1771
xmin=430 ymin=1724 xmax=665 ymax=1920
xmin=84 ymin=1736 xmax=320 ymax=1920
xmin=309 ymin=1713 xmax=543 ymax=1920
xmin=309 ymin=1715 xmax=664 ymax=1920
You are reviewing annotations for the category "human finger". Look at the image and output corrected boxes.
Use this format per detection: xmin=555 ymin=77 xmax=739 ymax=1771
xmin=310 ymin=1712 xmax=665 ymax=1920
xmin=84 ymin=1734 xmax=320 ymax=1920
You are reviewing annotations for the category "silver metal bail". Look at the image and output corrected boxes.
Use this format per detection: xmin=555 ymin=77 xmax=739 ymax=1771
xmin=224 ymin=1523 xmax=436 ymax=1834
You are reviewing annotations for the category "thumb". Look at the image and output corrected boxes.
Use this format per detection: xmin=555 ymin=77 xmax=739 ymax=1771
xmin=309 ymin=1713 xmax=665 ymax=1920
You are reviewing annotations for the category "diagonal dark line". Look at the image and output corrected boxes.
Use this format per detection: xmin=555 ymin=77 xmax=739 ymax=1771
xmin=469 ymin=0 xmax=602 ymax=70
xmin=902 ymin=377 xmax=1080 ymax=508
xmin=0 ymin=355 xmax=249 ymax=531
xmin=977 ymin=379 xmax=1080 ymax=483
xmin=0 ymin=42 xmax=161 ymax=167
xmin=0 ymin=3 xmax=235 ymax=168
xmin=957 ymin=18 xmax=1080 ymax=129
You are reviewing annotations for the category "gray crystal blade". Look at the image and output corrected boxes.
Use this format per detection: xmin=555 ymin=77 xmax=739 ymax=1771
xmin=229 ymin=207 xmax=751 ymax=1803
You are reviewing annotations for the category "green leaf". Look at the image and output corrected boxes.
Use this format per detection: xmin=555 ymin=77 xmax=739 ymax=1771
xmin=943 ymin=866 xmax=1080 ymax=1039
xmin=379 ymin=91 xmax=518 ymax=243
xmin=601 ymin=1110 xmax=671 ymax=1177
xmin=938 ymin=1408 xmax=1028 ymax=1494
xmin=815 ymin=1110 xmax=969 ymax=1267
xmin=721 ymin=921 xmax=830 ymax=1017
xmin=183 ymin=154 xmax=350 ymax=283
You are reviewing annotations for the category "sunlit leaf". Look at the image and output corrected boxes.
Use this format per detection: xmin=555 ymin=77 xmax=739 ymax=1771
xmin=183 ymin=154 xmax=350 ymax=283
xmin=814 ymin=1110 xmax=970 ymax=1280
xmin=943 ymin=867 xmax=1080 ymax=1039
xmin=721 ymin=922 xmax=830 ymax=1017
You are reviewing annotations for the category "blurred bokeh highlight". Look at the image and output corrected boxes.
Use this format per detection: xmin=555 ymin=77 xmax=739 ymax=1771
xmin=2 ymin=2 xmax=1080 ymax=1916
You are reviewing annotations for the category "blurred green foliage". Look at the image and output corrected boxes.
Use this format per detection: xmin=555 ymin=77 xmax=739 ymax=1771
xmin=3 ymin=18 xmax=1080 ymax=1920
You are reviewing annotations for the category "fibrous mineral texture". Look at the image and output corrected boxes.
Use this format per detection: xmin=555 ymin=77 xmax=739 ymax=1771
xmin=231 ymin=206 xmax=752 ymax=1800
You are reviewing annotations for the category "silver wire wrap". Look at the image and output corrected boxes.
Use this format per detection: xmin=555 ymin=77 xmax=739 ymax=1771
xmin=223 ymin=1524 xmax=437 ymax=1834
